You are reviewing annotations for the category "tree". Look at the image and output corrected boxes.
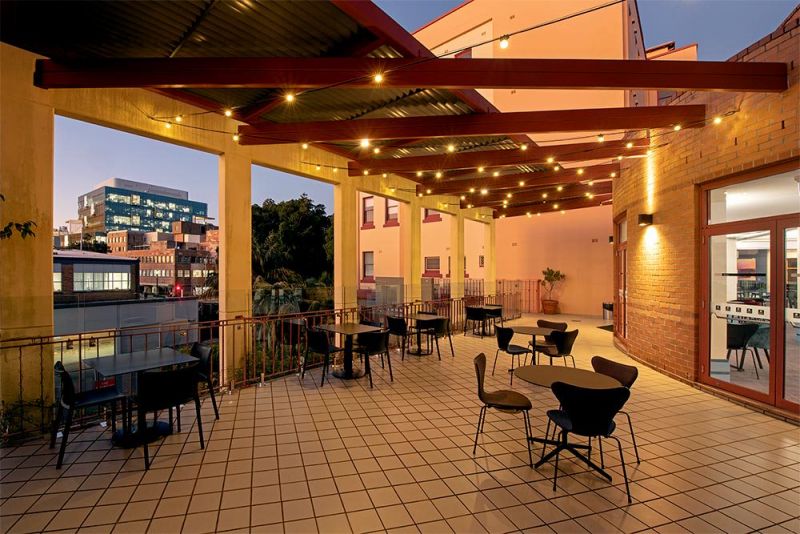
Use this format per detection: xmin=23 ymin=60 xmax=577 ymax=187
xmin=251 ymin=195 xmax=333 ymax=284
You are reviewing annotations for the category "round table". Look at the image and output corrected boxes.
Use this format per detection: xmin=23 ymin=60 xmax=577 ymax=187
xmin=512 ymin=326 xmax=554 ymax=361
xmin=514 ymin=365 xmax=621 ymax=389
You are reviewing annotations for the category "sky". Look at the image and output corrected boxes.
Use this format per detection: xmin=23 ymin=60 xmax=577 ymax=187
xmin=53 ymin=0 xmax=796 ymax=226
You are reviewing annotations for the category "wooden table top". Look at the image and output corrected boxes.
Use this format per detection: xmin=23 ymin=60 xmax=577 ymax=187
xmin=85 ymin=348 xmax=197 ymax=377
xmin=407 ymin=314 xmax=446 ymax=322
xmin=514 ymin=365 xmax=621 ymax=389
xmin=513 ymin=326 xmax=554 ymax=336
xmin=316 ymin=323 xmax=382 ymax=336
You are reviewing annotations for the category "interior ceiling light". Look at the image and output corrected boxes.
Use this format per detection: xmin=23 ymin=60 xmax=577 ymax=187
xmin=332 ymin=168 xmax=338 ymax=173
xmin=506 ymin=193 xmax=512 ymax=198
xmin=499 ymin=35 xmax=510 ymax=49
xmin=360 ymin=139 xmax=370 ymax=148
xmin=316 ymin=165 xmax=321 ymax=170
xmin=469 ymin=187 xmax=476 ymax=193
xmin=542 ymin=193 xmax=548 ymax=198
xmin=165 ymin=122 xmax=172 ymax=129
xmin=460 ymin=195 xmax=466 ymax=200
xmin=557 ymin=186 xmax=564 ymax=192
xmin=382 ymin=173 xmax=388 ymax=178
xmin=617 ymin=155 xmax=623 ymax=161
xmin=426 ymin=188 xmax=432 ymax=194
xmin=363 ymin=170 xmax=369 ymax=176
xmin=610 ymin=172 xmax=617 ymax=178
xmin=527 ymin=212 xmax=532 ymax=218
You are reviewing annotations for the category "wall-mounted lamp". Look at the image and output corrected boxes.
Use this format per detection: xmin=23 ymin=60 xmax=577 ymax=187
xmin=637 ymin=213 xmax=653 ymax=227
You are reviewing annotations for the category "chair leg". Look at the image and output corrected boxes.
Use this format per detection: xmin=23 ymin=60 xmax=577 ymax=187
xmin=448 ymin=333 xmax=455 ymax=358
xmin=176 ymin=405 xmax=182 ymax=433
xmin=401 ymin=337 xmax=406 ymax=361
xmin=366 ymin=354 xmax=373 ymax=389
xmin=168 ymin=407 xmax=174 ymax=432
xmin=623 ymin=411 xmax=640 ymax=464
xmin=523 ymin=410 xmax=533 ymax=468
xmin=386 ymin=350 xmax=393 ymax=382
xmin=139 ymin=408 xmax=150 ymax=470
xmin=301 ymin=346 xmax=309 ymax=380
xmin=111 ymin=402 xmax=117 ymax=433
xmin=473 ymin=406 xmax=486 ymax=455
xmin=598 ymin=436 xmax=605 ymax=469
xmin=434 ymin=335 xmax=441 ymax=360
xmin=510 ymin=354 xmax=515 ymax=386
xmin=320 ymin=353 xmax=328 ymax=387
xmin=753 ymin=347 xmax=764 ymax=369
xmin=610 ymin=435 xmax=632 ymax=504
xmin=50 ymin=403 xmax=63 ymax=449
xmin=492 ymin=350 xmax=499 ymax=375
xmin=751 ymin=349 xmax=759 ymax=379
xmin=56 ymin=408 xmax=73 ymax=469
xmin=726 ymin=348 xmax=732 ymax=361
xmin=380 ymin=354 xmax=385 ymax=369
xmin=570 ymin=355 xmax=576 ymax=368
xmin=194 ymin=394 xmax=205 ymax=450
xmin=553 ymin=431 xmax=564 ymax=492
xmin=207 ymin=377 xmax=220 ymax=420
xmin=540 ymin=418 xmax=552 ymax=462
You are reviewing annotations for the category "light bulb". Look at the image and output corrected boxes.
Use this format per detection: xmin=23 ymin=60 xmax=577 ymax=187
xmin=542 ymin=193 xmax=548 ymax=198
xmin=285 ymin=93 xmax=295 ymax=103
xmin=588 ymin=194 xmax=594 ymax=199
xmin=418 ymin=193 xmax=423 ymax=197
xmin=557 ymin=186 xmax=563 ymax=192
xmin=617 ymin=155 xmax=623 ymax=161
xmin=224 ymin=109 xmax=233 ymax=117
xmin=673 ymin=124 xmax=682 ymax=131
xmin=597 ymin=134 xmax=604 ymax=142
xmin=467 ymin=204 xmax=473 ymax=209
xmin=546 ymin=157 xmax=555 ymax=164
xmin=165 ymin=122 xmax=172 ymax=129
xmin=493 ymin=171 xmax=500 ymax=177
xmin=469 ymin=188 xmax=476 ymax=193
xmin=447 ymin=144 xmax=455 ymax=153
xmin=713 ymin=116 xmax=722 ymax=125
xmin=175 ymin=115 xmax=183 ymax=123
xmin=626 ymin=141 xmax=634 ymax=149
xmin=360 ymin=139 xmax=370 ymax=148
xmin=426 ymin=189 xmax=432 ymax=194
xmin=561 ymin=210 xmax=565 ymax=215
xmin=518 ymin=181 xmax=525 ymax=186
xmin=333 ymin=168 xmax=338 ymax=173
xmin=316 ymin=165 xmax=321 ymax=171
xmin=499 ymin=35 xmax=510 ymax=49
xmin=506 ymin=193 xmax=512 ymax=198
xmin=373 ymin=147 xmax=381 ymax=154
xmin=460 ymin=195 xmax=466 ymax=200
xmin=363 ymin=170 xmax=369 ymax=176
xmin=554 ymin=204 xmax=559 ymax=209
xmin=435 ymin=171 xmax=443 ymax=179
xmin=537 ymin=213 xmax=541 ymax=217
xmin=554 ymin=165 xmax=560 ymax=171
xmin=520 ymin=144 xmax=528 ymax=151
xmin=588 ymin=180 xmax=595 ymax=186
xmin=301 ymin=143 xmax=309 ymax=150
xmin=527 ymin=212 xmax=532 ymax=218
xmin=478 ymin=166 xmax=485 ymax=173
xmin=382 ymin=173 xmax=387 ymax=178
xmin=389 ymin=187 xmax=396 ymax=193
xmin=373 ymin=73 xmax=384 ymax=83
xmin=610 ymin=172 xmax=616 ymax=177
xmin=577 ymin=168 xmax=584 ymax=175
xmin=232 ymin=134 xmax=240 ymax=142
xmin=480 ymin=188 xmax=488 ymax=195
xmin=416 ymin=171 xmax=423 ymax=177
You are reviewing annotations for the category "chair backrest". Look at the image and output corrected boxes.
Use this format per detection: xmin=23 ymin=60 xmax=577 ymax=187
xmin=386 ymin=315 xmax=408 ymax=336
xmin=591 ymin=355 xmax=638 ymax=389
xmin=306 ymin=328 xmax=332 ymax=354
xmin=747 ymin=325 xmax=770 ymax=349
xmin=466 ymin=306 xmax=486 ymax=321
xmin=360 ymin=319 xmax=383 ymax=328
xmin=495 ymin=326 xmax=514 ymax=351
xmin=138 ymin=363 xmax=200 ymax=411
xmin=727 ymin=323 xmax=760 ymax=350
xmin=474 ymin=353 xmax=488 ymax=403
xmin=485 ymin=307 xmax=502 ymax=318
xmin=358 ymin=330 xmax=390 ymax=354
xmin=537 ymin=319 xmax=568 ymax=332
xmin=54 ymin=361 xmax=76 ymax=407
xmin=191 ymin=342 xmax=213 ymax=368
xmin=433 ymin=317 xmax=450 ymax=337
xmin=551 ymin=329 xmax=579 ymax=356
xmin=551 ymin=381 xmax=630 ymax=437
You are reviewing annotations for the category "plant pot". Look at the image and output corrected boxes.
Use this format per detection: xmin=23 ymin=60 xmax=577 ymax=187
xmin=541 ymin=299 xmax=559 ymax=315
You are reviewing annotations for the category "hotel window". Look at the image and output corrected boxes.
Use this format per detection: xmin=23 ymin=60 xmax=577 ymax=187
xmin=385 ymin=199 xmax=399 ymax=224
xmin=362 ymin=196 xmax=374 ymax=227
xmin=425 ymin=256 xmax=441 ymax=272
xmin=53 ymin=265 xmax=62 ymax=292
xmin=363 ymin=251 xmax=374 ymax=279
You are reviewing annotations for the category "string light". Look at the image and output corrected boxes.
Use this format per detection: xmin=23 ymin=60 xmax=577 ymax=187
xmin=480 ymin=188 xmax=488 ymax=195
xmin=175 ymin=115 xmax=183 ymax=123
xmin=520 ymin=143 xmax=528 ymax=151
xmin=518 ymin=181 xmax=525 ymax=186
xmin=469 ymin=187 xmax=476 ymax=193
xmin=597 ymin=134 xmax=605 ymax=142
xmin=373 ymin=147 xmax=381 ymax=154
xmin=435 ymin=171 xmax=443 ymax=179
xmin=493 ymin=171 xmax=500 ymax=177
xmin=360 ymin=139 xmax=370 ymax=148
xmin=713 ymin=116 xmax=723 ymax=125
xmin=546 ymin=157 xmax=555 ymax=164
xmin=610 ymin=171 xmax=616 ymax=177
xmin=557 ymin=186 xmax=564 ymax=192
xmin=499 ymin=35 xmax=510 ymax=49
xmin=285 ymin=93 xmax=295 ymax=103
xmin=561 ymin=210 xmax=566 ymax=215
xmin=389 ymin=187 xmax=396 ymax=193
xmin=554 ymin=165 xmax=560 ymax=171
xmin=542 ymin=193 xmax=548 ymax=198
xmin=617 ymin=155 xmax=623 ymax=161
xmin=224 ymin=109 xmax=233 ymax=117
xmin=232 ymin=134 xmax=240 ymax=142
xmin=165 ymin=122 xmax=172 ymax=129
xmin=554 ymin=204 xmax=559 ymax=209
xmin=426 ymin=188 xmax=432 ymax=194
xmin=626 ymin=141 xmax=634 ymax=149
xmin=316 ymin=164 xmax=322 ymax=171
xmin=588 ymin=180 xmax=595 ymax=186
xmin=460 ymin=195 xmax=466 ymax=200
xmin=588 ymin=193 xmax=595 ymax=199
xmin=418 ymin=193 xmax=423 ymax=197
xmin=363 ymin=170 xmax=369 ymax=176
xmin=527 ymin=212 xmax=532 ymax=218
xmin=382 ymin=173 xmax=388 ymax=178
xmin=478 ymin=166 xmax=485 ymax=173
xmin=302 ymin=143 xmax=309 ymax=150
xmin=577 ymin=168 xmax=584 ymax=175
xmin=467 ymin=204 xmax=473 ymax=208
xmin=373 ymin=73 xmax=384 ymax=83
xmin=537 ymin=213 xmax=541 ymax=217
xmin=447 ymin=144 xmax=456 ymax=153
xmin=416 ymin=171 xmax=423 ymax=177
xmin=673 ymin=124 xmax=682 ymax=131
xmin=333 ymin=168 xmax=338 ymax=174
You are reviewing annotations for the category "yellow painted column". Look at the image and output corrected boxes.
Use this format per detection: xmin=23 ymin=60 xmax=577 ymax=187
xmin=334 ymin=180 xmax=359 ymax=310
xmin=484 ymin=219 xmax=497 ymax=295
xmin=0 ymin=44 xmax=55 ymax=422
xmin=399 ymin=197 xmax=422 ymax=302
xmin=450 ymin=212 xmax=465 ymax=299
xmin=218 ymin=152 xmax=252 ymax=386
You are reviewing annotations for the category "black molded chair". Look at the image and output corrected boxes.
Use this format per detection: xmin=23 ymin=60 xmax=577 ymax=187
xmin=485 ymin=306 xmax=503 ymax=335
xmin=492 ymin=326 xmax=532 ymax=385
xmin=354 ymin=329 xmax=392 ymax=388
xmin=50 ymin=361 xmax=128 ymax=469
xmin=747 ymin=325 xmax=770 ymax=369
xmin=726 ymin=323 xmax=760 ymax=377
xmin=432 ymin=318 xmax=455 ymax=360
xmin=304 ymin=327 xmax=343 ymax=386
xmin=536 ymin=329 xmax=578 ymax=367
xmin=191 ymin=342 xmax=219 ymax=420
xmin=543 ymin=381 xmax=632 ymax=503
xmin=135 ymin=363 xmax=204 ymax=470
xmin=591 ymin=356 xmax=641 ymax=464
xmin=464 ymin=306 xmax=487 ymax=337
xmin=387 ymin=315 xmax=411 ymax=361
xmin=473 ymin=354 xmax=533 ymax=467
xmin=534 ymin=319 xmax=568 ymax=353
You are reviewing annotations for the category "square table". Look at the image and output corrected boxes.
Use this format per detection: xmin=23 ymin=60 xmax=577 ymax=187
xmin=406 ymin=314 xmax=446 ymax=355
xmin=84 ymin=348 xmax=198 ymax=447
xmin=511 ymin=326 xmax=554 ymax=359
xmin=316 ymin=323 xmax=382 ymax=379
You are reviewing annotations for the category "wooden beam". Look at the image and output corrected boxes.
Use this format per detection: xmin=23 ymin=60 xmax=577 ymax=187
xmin=35 ymin=57 xmax=788 ymax=92
xmin=238 ymin=105 xmax=705 ymax=144
xmin=349 ymin=138 xmax=647 ymax=176
xmin=495 ymin=194 xmax=613 ymax=218
xmin=416 ymin=163 xmax=620 ymax=196
xmin=463 ymin=181 xmax=613 ymax=209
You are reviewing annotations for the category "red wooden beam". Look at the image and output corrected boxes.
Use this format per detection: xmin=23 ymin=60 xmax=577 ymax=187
xmin=349 ymin=138 xmax=647 ymax=176
xmin=495 ymin=194 xmax=613 ymax=218
xmin=416 ymin=163 xmax=619 ymax=196
xmin=238 ymin=105 xmax=705 ymax=144
xmin=462 ymin=181 xmax=613 ymax=209
xmin=36 ymin=57 xmax=788 ymax=92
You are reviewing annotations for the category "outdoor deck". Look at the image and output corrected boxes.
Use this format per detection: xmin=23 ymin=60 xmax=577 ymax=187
xmin=2 ymin=315 xmax=798 ymax=534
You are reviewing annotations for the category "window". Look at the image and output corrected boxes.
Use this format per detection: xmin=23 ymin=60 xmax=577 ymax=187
xmin=363 ymin=251 xmax=374 ymax=279
xmin=73 ymin=263 xmax=131 ymax=291
xmin=53 ymin=264 xmax=62 ymax=292
xmin=423 ymin=208 xmax=441 ymax=223
xmin=385 ymin=199 xmax=399 ymax=224
xmin=479 ymin=255 xmax=485 ymax=268
xmin=425 ymin=256 xmax=440 ymax=272
xmin=362 ymin=196 xmax=374 ymax=227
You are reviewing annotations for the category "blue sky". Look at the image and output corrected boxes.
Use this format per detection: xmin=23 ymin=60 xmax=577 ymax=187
xmin=53 ymin=0 xmax=795 ymax=225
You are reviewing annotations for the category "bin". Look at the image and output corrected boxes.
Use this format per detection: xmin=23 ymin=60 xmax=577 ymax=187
xmin=602 ymin=302 xmax=613 ymax=321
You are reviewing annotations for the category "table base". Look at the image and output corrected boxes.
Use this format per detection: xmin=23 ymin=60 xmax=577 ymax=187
xmin=111 ymin=421 xmax=172 ymax=448
xmin=332 ymin=367 xmax=365 ymax=380
xmin=529 ymin=437 xmax=612 ymax=481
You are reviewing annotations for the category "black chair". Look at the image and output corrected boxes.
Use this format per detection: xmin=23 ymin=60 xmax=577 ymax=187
xmin=543 ymin=381 xmax=632 ymax=503
xmin=473 ymin=354 xmax=533 ymax=467
xmin=535 ymin=329 xmax=578 ymax=367
xmin=485 ymin=306 xmax=503 ymax=335
xmin=492 ymin=327 xmax=532 ymax=385
xmin=387 ymin=315 xmax=411 ymax=361
xmin=591 ymin=356 xmax=641 ymax=464
xmin=431 ymin=318 xmax=455 ymax=360
xmin=50 ymin=361 xmax=128 ymax=469
xmin=191 ymin=342 xmax=219 ymax=420
xmin=303 ymin=327 xmax=344 ymax=386
xmin=747 ymin=325 xmax=770 ymax=369
xmin=727 ymin=323 xmax=761 ymax=377
xmin=534 ymin=319 xmax=568 ymax=354
xmin=135 ymin=363 xmax=204 ymax=470
xmin=354 ymin=330 xmax=392 ymax=388
xmin=464 ymin=306 xmax=487 ymax=337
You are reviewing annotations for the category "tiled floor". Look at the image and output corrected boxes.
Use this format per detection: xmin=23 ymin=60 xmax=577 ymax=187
xmin=2 ymin=314 xmax=799 ymax=533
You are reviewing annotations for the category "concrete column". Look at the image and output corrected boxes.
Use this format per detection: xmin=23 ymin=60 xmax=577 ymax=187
xmin=0 ymin=44 xmax=55 ymax=420
xmin=334 ymin=180 xmax=359 ymax=309
xmin=399 ymin=198 xmax=422 ymax=302
xmin=450 ymin=212 xmax=465 ymax=299
xmin=218 ymin=152 xmax=252 ymax=386
xmin=484 ymin=219 xmax=497 ymax=295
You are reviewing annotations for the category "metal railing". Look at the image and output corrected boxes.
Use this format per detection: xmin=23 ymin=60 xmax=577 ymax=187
xmin=497 ymin=279 xmax=542 ymax=314
xmin=0 ymin=293 xmax=521 ymax=444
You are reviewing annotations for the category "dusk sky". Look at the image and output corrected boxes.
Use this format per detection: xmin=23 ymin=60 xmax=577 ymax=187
xmin=53 ymin=0 xmax=796 ymax=226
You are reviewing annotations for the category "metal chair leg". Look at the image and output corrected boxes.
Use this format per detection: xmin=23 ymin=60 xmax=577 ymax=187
xmin=194 ymin=395 xmax=205 ymax=450
xmin=386 ymin=350 xmax=393 ymax=382
xmin=56 ymin=408 xmax=73 ymax=469
xmin=553 ymin=430 xmax=564 ymax=491
xmin=523 ymin=410 xmax=533 ymax=467
xmin=50 ymin=403 xmax=63 ymax=449
xmin=623 ymin=411 xmax=640 ymax=463
xmin=473 ymin=406 xmax=486 ymax=455
xmin=491 ymin=350 xmax=499 ymax=375
xmin=598 ymin=436 xmax=604 ymax=469
xmin=541 ymin=418 xmax=552 ymax=462
xmin=610 ymin=435 xmax=632 ymax=504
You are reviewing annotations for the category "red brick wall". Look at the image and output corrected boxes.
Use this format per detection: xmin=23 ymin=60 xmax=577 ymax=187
xmin=612 ymin=11 xmax=799 ymax=382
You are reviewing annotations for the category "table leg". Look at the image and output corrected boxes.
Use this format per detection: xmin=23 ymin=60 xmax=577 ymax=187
xmin=333 ymin=335 xmax=365 ymax=379
xmin=111 ymin=371 xmax=173 ymax=448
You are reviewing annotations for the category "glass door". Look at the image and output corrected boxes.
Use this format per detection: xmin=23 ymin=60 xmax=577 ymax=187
xmin=779 ymin=222 xmax=799 ymax=410
xmin=615 ymin=218 xmax=628 ymax=339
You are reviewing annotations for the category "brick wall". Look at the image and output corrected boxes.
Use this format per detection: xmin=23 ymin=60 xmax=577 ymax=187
xmin=612 ymin=10 xmax=799 ymax=382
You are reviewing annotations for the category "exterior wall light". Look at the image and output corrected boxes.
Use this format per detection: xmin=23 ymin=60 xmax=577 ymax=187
xmin=637 ymin=213 xmax=653 ymax=227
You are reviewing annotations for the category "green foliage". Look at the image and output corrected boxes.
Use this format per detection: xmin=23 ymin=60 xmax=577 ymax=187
xmin=541 ymin=267 xmax=566 ymax=300
xmin=252 ymin=195 xmax=333 ymax=283
xmin=0 ymin=194 xmax=37 ymax=240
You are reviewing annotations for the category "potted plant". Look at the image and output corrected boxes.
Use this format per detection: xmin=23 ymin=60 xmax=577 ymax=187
xmin=540 ymin=267 xmax=566 ymax=315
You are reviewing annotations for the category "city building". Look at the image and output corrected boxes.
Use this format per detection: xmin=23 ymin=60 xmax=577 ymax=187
xmin=77 ymin=177 xmax=208 ymax=236
xmin=108 ymin=220 xmax=218 ymax=296
xmin=53 ymin=249 xmax=138 ymax=304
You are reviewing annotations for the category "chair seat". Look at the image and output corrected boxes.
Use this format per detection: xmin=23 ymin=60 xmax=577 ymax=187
xmin=547 ymin=409 xmax=616 ymax=436
xmin=536 ymin=346 xmax=563 ymax=357
xmin=74 ymin=386 xmax=126 ymax=409
xmin=530 ymin=340 xmax=556 ymax=349
xmin=485 ymin=389 xmax=532 ymax=411
xmin=506 ymin=344 xmax=531 ymax=355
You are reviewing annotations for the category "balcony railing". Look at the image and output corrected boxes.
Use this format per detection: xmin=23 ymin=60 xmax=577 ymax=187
xmin=0 ymin=293 xmax=521 ymax=444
